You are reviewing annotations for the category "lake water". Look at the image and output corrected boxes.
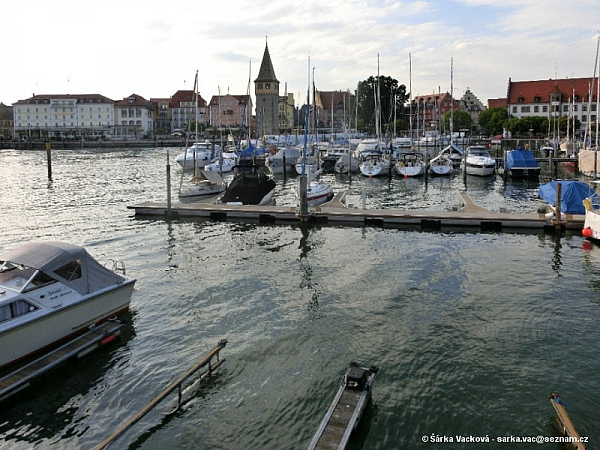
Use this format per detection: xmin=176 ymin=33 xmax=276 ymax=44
xmin=0 ymin=147 xmax=598 ymax=449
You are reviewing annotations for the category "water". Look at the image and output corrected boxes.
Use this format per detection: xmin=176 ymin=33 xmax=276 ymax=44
xmin=0 ymin=147 xmax=598 ymax=449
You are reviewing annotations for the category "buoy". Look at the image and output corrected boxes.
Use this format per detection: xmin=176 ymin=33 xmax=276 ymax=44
xmin=582 ymin=227 xmax=593 ymax=238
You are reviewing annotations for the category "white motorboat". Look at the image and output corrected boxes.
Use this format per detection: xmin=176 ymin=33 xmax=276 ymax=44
xmin=334 ymin=154 xmax=359 ymax=174
xmin=0 ymin=242 xmax=136 ymax=369
xmin=355 ymin=139 xmax=385 ymax=159
xmin=583 ymin=188 xmax=600 ymax=241
xmin=175 ymin=141 xmax=220 ymax=172
xmin=463 ymin=145 xmax=496 ymax=176
xmin=395 ymin=152 xmax=426 ymax=177
xmin=359 ymin=155 xmax=390 ymax=177
xmin=204 ymin=156 xmax=236 ymax=173
xmin=265 ymin=146 xmax=300 ymax=174
xmin=428 ymin=153 xmax=454 ymax=176
xmin=178 ymin=169 xmax=226 ymax=199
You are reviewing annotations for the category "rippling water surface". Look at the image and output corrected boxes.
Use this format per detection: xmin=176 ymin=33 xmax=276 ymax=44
xmin=0 ymin=147 xmax=598 ymax=449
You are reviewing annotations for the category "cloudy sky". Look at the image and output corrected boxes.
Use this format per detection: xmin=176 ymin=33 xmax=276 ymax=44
xmin=3 ymin=0 xmax=600 ymax=108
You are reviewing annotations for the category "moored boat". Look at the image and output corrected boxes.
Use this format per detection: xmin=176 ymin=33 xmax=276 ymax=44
xmin=505 ymin=148 xmax=540 ymax=178
xmin=463 ymin=145 xmax=496 ymax=176
xmin=428 ymin=153 xmax=453 ymax=176
xmin=218 ymin=168 xmax=275 ymax=205
xmin=359 ymin=155 xmax=390 ymax=177
xmin=395 ymin=152 xmax=426 ymax=177
xmin=0 ymin=242 xmax=136 ymax=369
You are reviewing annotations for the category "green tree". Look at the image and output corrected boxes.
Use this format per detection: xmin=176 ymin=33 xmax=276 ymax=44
xmin=356 ymin=76 xmax=408 ymax=134
xmin=442 ymin=110 xmax=472 ymax=132
xmin=478 ymin=107 xmax=509 ymax=136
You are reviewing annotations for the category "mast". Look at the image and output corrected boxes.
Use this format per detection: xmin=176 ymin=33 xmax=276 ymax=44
xmin=409 ymin=53 xmax=413 ymax=148
xmin=298 ymin=56 xmax=310 ymax=218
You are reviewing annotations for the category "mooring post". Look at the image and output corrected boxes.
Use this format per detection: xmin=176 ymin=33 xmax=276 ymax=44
xmin=45 ymin=141 xmax=52 ymax=180
xmin=166 ymin=151 xmax=172 ymax=218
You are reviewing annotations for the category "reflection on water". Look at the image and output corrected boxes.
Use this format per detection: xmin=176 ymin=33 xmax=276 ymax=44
xmin=0 ymin=148 xmax=598 ymax=449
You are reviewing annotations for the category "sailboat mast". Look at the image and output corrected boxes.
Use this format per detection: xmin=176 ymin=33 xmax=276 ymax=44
xmin=409 ymin=53 xmax=413 ymax=147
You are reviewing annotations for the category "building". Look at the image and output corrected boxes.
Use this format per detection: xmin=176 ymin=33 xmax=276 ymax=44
xmin=459 ymin=88 xmax=486 ymax=129
xmin=278 ymin=92 xmax=295 ymax=132
xmin=170 ymin=89 xmax=207 ymax=134
xmin=113 ymin=94 xmax=155 ymax=138
xmin=150 ymin=97 xmax=172 ymax=136
xmin=254 ymin=39 xmax=280 ymax=135
xmin=506 ymin=77 xmax=597 ymax=128
xmin=208 ymin=94 xmax=252 ymax=130
xmin=12 ymin=94 xmax=115 ymax=139
xmin=315 ymin=90 xmax=351 ymax=132
xmin=411 ymin=92 xmax=460 ymax=131
xmin=0 ymin=103 xmax=13 ymax=139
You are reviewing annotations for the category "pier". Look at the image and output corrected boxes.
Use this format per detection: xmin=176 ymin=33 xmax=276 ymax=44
xmin=308 ymin=363 xmax=379 ymax=450
xmin=128 ymin=192 xmax=584 ymax=233
xmin=549 ymin=392 xmax=586 ymax=450
xmin=0 ymin=320 xmax=124 ymax=403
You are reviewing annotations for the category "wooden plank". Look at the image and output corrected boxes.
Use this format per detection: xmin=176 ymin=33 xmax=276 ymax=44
xmin=549 ymin=393 xmax=586 ymax=450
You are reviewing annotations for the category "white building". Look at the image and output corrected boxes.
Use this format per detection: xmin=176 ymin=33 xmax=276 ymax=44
xmin=13 ymin=94 xmax=115 ymax=139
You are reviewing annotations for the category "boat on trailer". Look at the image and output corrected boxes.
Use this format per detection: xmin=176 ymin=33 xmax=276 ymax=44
xmin=0 ymin=242 xmax=136 ymax=369
xmin=307 ymin=362 xmax=379 ymax=450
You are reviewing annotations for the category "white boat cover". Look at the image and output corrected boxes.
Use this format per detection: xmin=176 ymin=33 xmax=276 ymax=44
xmin=0 ymin=242 xmax=128 ymax=295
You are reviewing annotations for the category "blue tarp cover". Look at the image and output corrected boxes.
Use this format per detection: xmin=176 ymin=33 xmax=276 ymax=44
xmin=538 ymin=180 xmax=598 ymax=214
xmin=506 ymin=149 xmax=539 ymax=170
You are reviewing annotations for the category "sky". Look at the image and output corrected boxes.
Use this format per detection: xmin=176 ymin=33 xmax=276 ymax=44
xmin=3 ymin=0 xmax=600 ymax=109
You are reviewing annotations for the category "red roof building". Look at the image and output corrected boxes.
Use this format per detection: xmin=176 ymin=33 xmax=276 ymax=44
xmin=506 ymin=77 xmax=598 ymax=127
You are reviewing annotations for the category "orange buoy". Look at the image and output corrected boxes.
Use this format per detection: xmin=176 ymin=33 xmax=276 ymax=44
xmin=582 ymin=227 xmax=593 ymax=238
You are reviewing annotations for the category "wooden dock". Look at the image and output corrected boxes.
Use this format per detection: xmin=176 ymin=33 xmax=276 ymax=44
xmin=549 ymin=392 xmax=586 ymax=450
xmin=128 ymin=191 xmax=584 ymax=233
xmin=308 ymin=363 xmax=378 ymax=450
xmin=0 ymin=320 xmax=123 ymax=402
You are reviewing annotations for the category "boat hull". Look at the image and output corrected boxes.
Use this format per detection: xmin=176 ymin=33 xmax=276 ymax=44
xmin=508 ymin=167 xmax=541 ymax=179
xmin=0 ymin=281 xmax=135 ymax=369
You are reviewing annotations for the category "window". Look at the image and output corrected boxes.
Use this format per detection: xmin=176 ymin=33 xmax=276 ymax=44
xmin=521 ymin=106 xmax=530 ymax=113
xmin=0 ymin=300 xmax=37 ymax=322
xmin=534 ymin=106 xmax=539 ymax=113
xmin=55 ymin=260 xmax=82 ymax=281
xmin=512 ymin=106 xmax=517 ymax=113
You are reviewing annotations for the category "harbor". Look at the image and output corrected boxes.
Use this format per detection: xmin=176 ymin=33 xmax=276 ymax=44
xmin=0 ymin=146 xmax=598 ymax=449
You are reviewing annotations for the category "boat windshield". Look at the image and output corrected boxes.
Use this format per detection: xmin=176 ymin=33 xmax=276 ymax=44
xmin=0 ymin=261 xmax=57 ymax=292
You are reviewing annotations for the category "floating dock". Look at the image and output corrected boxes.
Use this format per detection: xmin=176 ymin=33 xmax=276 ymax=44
xmin=128 ymin=191 xmax=584 ymax=233
xmin=0 ymin=320 xmax=123 ymax=403
xmin=308 ymin=363 xmax=379 ymax=450
xmin=549 ymin=392 xmax=586 ymax=450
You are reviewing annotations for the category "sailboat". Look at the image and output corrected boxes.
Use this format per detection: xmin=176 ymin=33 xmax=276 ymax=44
xmin=297 ymin=62 xmax=334 ymax=208
xmin=578 ymin=34 xmax=600 ymax=176
xmin=359 ymin=55 xmax=390 ymax=177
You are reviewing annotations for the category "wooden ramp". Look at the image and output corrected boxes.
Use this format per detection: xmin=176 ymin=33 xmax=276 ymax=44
xmin=549 ymin=392 xmax=586 ymax=449
xmin=308 ymin=363 xmax=378 ymax=450
xmin=0 ymin=320 xmax=123 ymax=402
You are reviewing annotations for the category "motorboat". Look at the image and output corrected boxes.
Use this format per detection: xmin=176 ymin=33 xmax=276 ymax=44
xmin=359 ymin=155 xmax=390 ymax=177
xmin=204 ymin=156 xmax=236 ymax=173
xmin=582 ymin=185 xmax=600 ymax=240
xmin=178 ymin=169 xmax=226 ymax=199
xmin=539 ymin=180 xmax=596 ymax=216
xmin=395 ymin=152 xmax=426 ymax=177
xmin=355 ymin=139 xmax=385 ymax=159
xmin=175 ymin=140 xmax=220 ymax=172
xmin=428 ymin=153 xmax=454 ymax=176
xmin=463 ymin=145 xmax=496 ymax=176
xmin=0 ymin=242 xmax=136 ymax=369
xmin=218 ymin=168 xmax=275 ymax=205
xmin=334 ymin=154 xmax=359 ymax=174
xmin=505 ymin=148 xmax=540 ymax=178
xmin=265 ymin=146 xmax=300 ymax=174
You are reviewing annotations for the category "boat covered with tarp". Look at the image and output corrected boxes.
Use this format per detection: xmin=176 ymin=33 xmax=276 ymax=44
xmin=538 ymin=180 xmax=598 ymax=214
xmin=506 ymin=148 xmax=541 ymax=178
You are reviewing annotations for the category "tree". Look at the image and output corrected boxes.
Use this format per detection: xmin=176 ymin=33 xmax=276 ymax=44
xmin=441 ymin=110 xmax=472 ymax=132
xmin=478 ymin=107 xmax=509 ymax=136
xmin=356 ymin=76 xmax=408 ymax=134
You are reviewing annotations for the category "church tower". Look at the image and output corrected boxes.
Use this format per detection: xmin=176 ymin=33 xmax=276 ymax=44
xmin=254 ymin=39 xmax=280 ymax=136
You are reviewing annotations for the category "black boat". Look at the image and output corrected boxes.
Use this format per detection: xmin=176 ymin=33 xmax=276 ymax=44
xmin=218 ymin=167 xmax=276 ymax=205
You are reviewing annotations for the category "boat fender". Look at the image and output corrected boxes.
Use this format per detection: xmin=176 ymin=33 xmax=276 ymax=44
xmin=582 ymin=227 xmax=593 ymax=238
xmin=100 ymin=334 xmax=118 ymax=346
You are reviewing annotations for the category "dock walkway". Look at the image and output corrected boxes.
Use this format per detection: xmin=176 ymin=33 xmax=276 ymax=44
xmin=0 ymin=320 xmax=123 ymax=402
xmin=129 ymin=192 xmax=583 ymax=233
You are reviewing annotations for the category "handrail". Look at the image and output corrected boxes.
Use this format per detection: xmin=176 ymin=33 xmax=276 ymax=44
xmin=95 ymin=339 xmax=227 ymax=450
